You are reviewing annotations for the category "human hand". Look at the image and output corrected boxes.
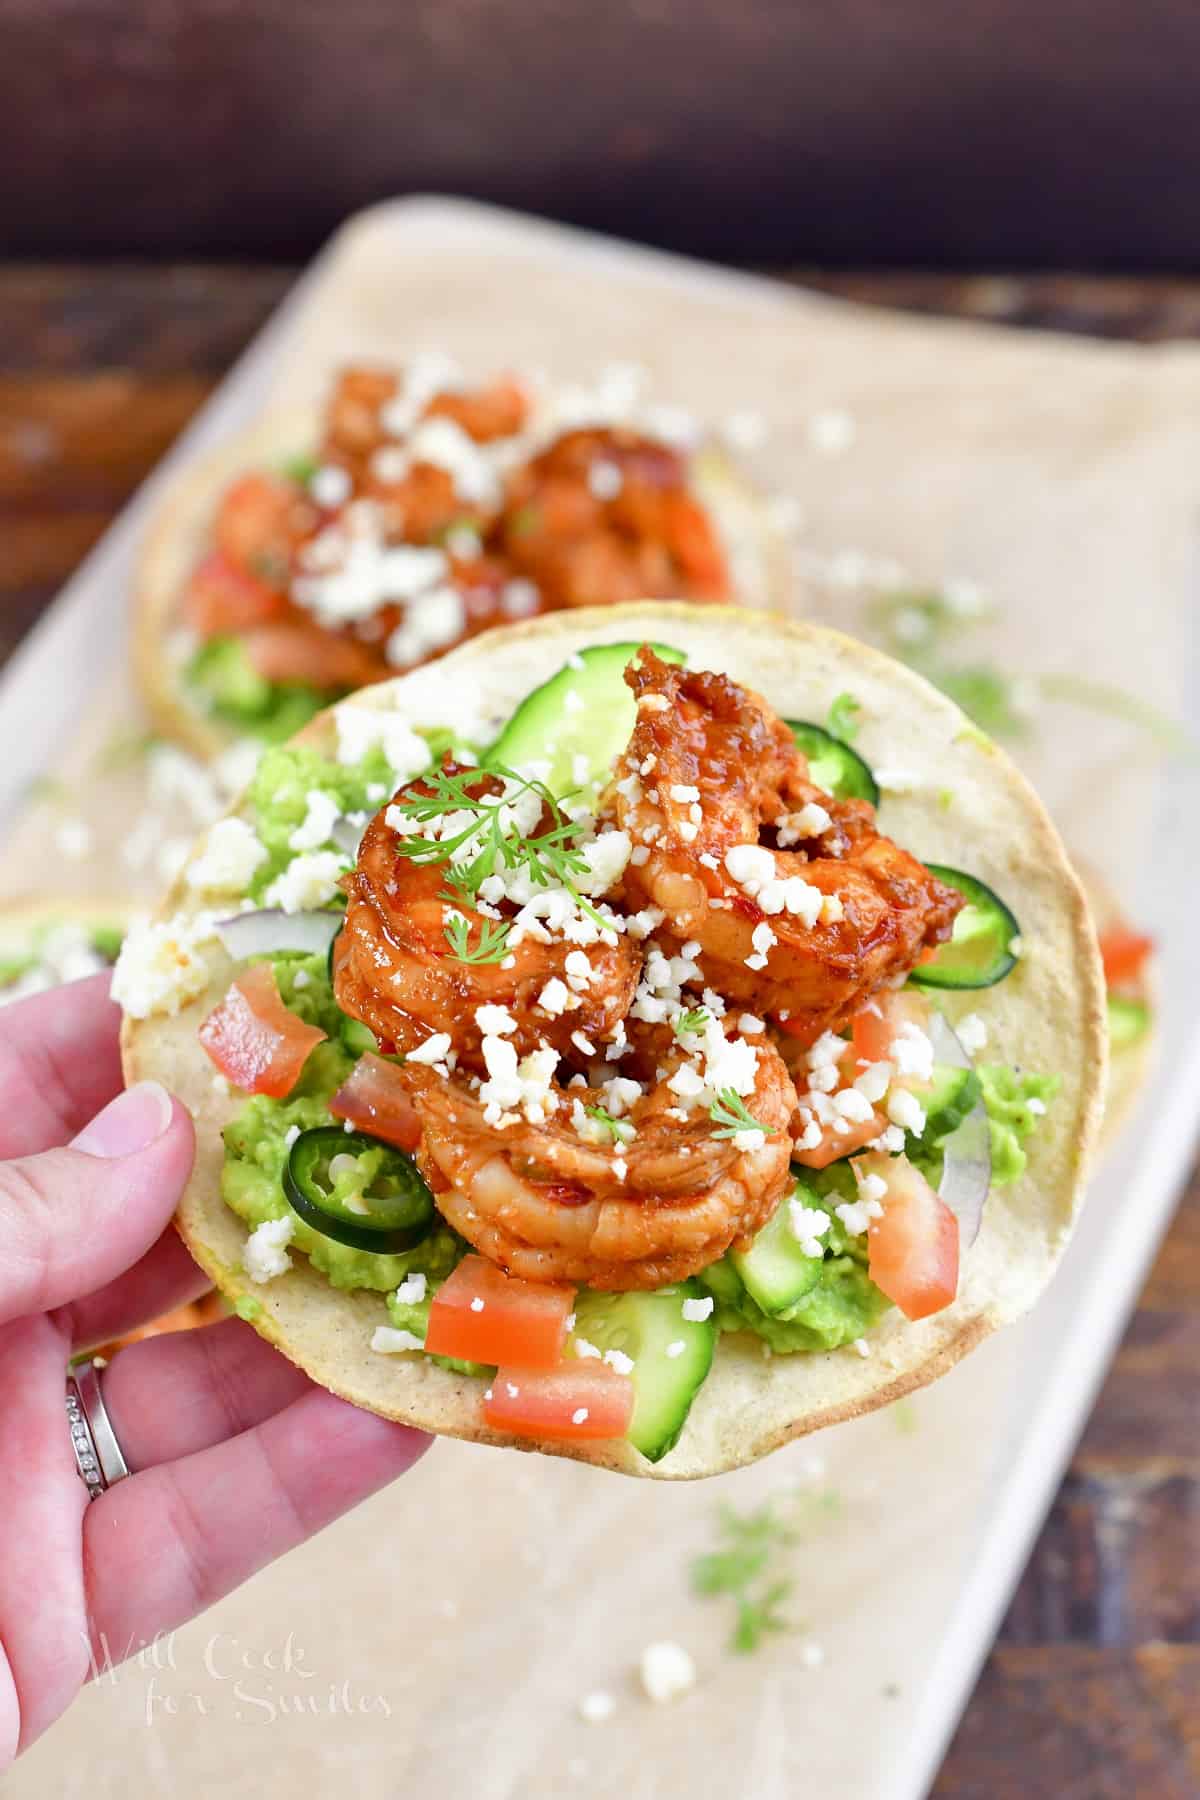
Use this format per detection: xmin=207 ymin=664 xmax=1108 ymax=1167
xmin=0 ymin=973 xmax=429 ymax=1768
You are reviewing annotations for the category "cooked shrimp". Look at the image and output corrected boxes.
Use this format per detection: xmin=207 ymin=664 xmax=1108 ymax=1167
xmin=334 ymin=768 xmax=642 ymax=1070
xmin=397 ymin=1029 xmax=795 ymax=1289
xmin=494 ymin=427 xmax=730 ymax=609
xmin=323 ymin=365 xmax=530 ymax=488
xmin=607 ymin=649 xmax=962 ymax=1045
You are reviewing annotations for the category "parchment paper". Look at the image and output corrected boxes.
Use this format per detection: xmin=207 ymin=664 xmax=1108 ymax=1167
xmin=7 ymin=202 xmax=1200 ymax=1800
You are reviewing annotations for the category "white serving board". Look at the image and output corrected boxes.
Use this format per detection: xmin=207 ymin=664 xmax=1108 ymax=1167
xmin=4 ymin=199 xmax=1200 ymax=1800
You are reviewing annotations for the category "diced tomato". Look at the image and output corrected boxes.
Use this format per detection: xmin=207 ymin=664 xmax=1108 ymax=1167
xmin=198 ymin=963 xmax=326 ymax=1098
xmin=214 ymin=473 xmax=312 ymax=576
xmin=483 ymin=1360 xmax=634 ymax=1443
xmin=425 ymin=1255 xmax=575 ymax=1370
xmin=851 ymin=989 xmax=931 ymax=1068
xmin=792 ymin=1109 xmax=886 ymax=1170
xmin=182 ymin=553 xmax=289 ymax=639
xmin=855 ymin=1151 xmax=959 ymax=1322
xmin=1098 ymin=924 xmax=1153 ymax=990
xmin=241 ymin=623 xmax=384 ymax=692
xmin=329 ymin=1053 xmax=422 ymax=1152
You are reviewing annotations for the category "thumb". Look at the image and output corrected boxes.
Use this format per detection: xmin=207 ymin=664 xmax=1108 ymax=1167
xmin=0 ymin=1081 xmax=196 ymax=1327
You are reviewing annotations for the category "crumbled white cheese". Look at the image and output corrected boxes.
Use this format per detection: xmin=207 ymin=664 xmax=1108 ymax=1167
xmin=243 ymin=1215 xmax=295 ymax=1284
xmin=370 ymin=1325 xmax=425 ymax=1354
xmin=500 ymin=577 xmax=541 ymax=618
xmin=289 ymin=788 xmax=343 ymax=853
xmin=665 ymin=1340 xmax=686 ymax=1359
xmin=639 ymin=1641 xmax=696 ymax=1705
xmin=571 ymin=1407 xmax=590 ymax=1425
xmin=309 ymin=463 xmax=352 ymax=509
xmin=538 ymin=977 xmax=571 ymax=1017
xmin=955 ymin=1012 xmax=988 ymax=1054
xmin=185 ymin=817 xmax=268 ymax=896
xmin=111 ymin=910 xmax=220 ymax=1018
xmin=578 ymin=1692 xmax=616 ymax=1724
xmin=408 ymin=1032 xmax=453 ymax=1065
xmin=475 ymin=1003 xmax=518 ymax=1037
xmin=385 ymin=584 xmax=467 ymax=669
xmin=294 ymin=502 xmax=449 ymax=628
xmin=334 ymin=705 xmax=433 ymax=783
xmin=587 ymin=458 xmax=623 ymax=500
xmin=681 ymin=1295 xmax=714 ymax=1323
xmin=395 ymin=1272 xmax=428 ymax=1305
xmin=789 ymin=1201 xmax=831 ymax=1258
xmin=574 ymin=829 xmax=632 ymax=896
xmin=886 ymin=1086 xmax=927 ymax=1135
xmin=1027 ymin=1096 xmax=1047 ymax=1115
xmin=407 ymin=415 xmax=501 ymax=507
xmin=478 ymin=1038 xmax=559 ymax=1124
xmin=603 ymin=1348 xmax=634 ymax=1375
xmin=264 ymin=850 xmax=347 ymax=913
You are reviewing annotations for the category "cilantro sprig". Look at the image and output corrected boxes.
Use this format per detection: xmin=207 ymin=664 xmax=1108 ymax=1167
xmin=674 ymin=1007 xmax=711 ymax=1038
xmin=709 ymin=1088 xmax=775 ymax=1141
xmin=584 ymin=1104 xmax=634 ymax=1144
xmin=388 ymin=762 xmax=616 ymax=929
xmin=442 ymin=912 xmax=512 ymax=965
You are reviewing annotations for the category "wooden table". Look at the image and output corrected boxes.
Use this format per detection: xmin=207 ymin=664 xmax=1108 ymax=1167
xmin=2 ymin=264 xmax=1197 ymax=1797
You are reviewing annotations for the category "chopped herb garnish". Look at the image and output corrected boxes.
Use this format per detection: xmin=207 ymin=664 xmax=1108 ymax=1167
xmin=709 ymin=1089 xmax=775 ymax=1140
xmin=389 ymin=762 xmax=615 ymax=928
xmin=690 ymin=1489 xmax=841 ymax=1653
xmin=507 ymin=504 xmax=541 ymax=537
xmin=825 ymin=692 xmax=862 ymax=743
xmin=584 ymin=1104 xmax=634 ymax=1143
xmin=674 ymin=1007 xmax=711 ymax=1038
xmin=442 ymin=911 xmax=512 ymax=965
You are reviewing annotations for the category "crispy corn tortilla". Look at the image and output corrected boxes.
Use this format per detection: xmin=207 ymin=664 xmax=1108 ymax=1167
xmin=1073 ymin=859 xmax=1156 ymax=1145
xmin=133 ymin=407 xmax=791 ymax=759
xmin=123 ymin=603 xmax=1107 ymax=1480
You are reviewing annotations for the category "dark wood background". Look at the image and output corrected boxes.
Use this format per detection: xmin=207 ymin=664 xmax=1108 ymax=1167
xmin=1 ymin=264 xmax=1198 ymax=1795
xmin=4 ymin=1 xmax=1200 ymax=266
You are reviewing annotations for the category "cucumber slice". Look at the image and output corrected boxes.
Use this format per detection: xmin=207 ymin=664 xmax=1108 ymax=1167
xmin=570 ymin=1278 xmax=715 ymax=1464
xmin=731 ymin=1181 xmax=824 ymax=1316
xmin=485 ymin=641 xmax=685 ymax=803
xmin=909 ymin=866 xmax=1021 ymax=990
xmin=921 ymin=1064 xmax=982 ymax=1139
xmin=787 ymin=720 xmax=880 ymax=805
xmin=1108 ymin=993 xmax=1151 ymax=1050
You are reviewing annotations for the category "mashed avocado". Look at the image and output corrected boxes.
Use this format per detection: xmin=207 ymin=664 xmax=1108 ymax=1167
xmin=186 ymin=636 xmax=329 ymax=743
xmin=977 ymin=1064 xmax=1061 ymax=1184
xmin=698 ymin=1163 xmax=891 ymax=1352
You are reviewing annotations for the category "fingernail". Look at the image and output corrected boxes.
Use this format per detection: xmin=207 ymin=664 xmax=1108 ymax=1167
xmin=72 ymin=1081 xmax=175 ymax=1159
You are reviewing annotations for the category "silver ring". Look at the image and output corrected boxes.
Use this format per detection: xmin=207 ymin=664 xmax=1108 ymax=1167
xmin=66 ymin=1359 xmax=130 ymax=1501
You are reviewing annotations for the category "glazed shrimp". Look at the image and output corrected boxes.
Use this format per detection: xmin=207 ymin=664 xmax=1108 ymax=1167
xmin=494 ymin=427 xmax=730 ymax=610
xmin=334 ymin=767 xmax=641 ymax=1070
xmin=398 ymin=1030 xmax=796 ymax=1289
xmin=607 ymin=649 xmax=962 ymax=1045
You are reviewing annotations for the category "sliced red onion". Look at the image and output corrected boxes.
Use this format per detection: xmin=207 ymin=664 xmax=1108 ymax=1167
xmin=928 ymin=1011 xmax=992 ymax=1248
xmin=216 ymin=908 xmax=343 ymax=960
